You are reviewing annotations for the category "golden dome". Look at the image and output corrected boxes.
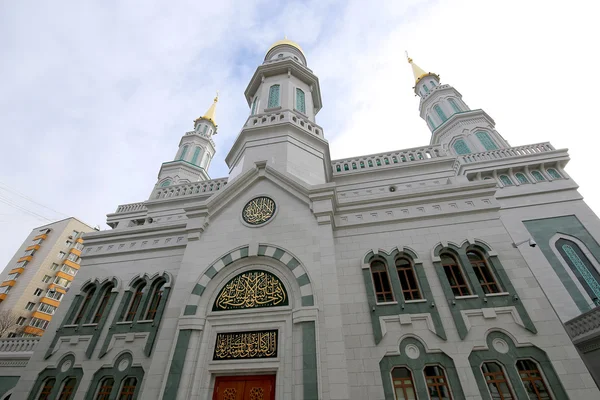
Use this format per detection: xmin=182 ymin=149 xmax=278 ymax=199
xmin=267 ymin=38 xmax=305 ymax=57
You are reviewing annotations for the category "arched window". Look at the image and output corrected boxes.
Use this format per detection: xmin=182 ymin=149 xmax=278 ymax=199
xmin=423 ymin=85 xmax=430 ymax=94
xmin=251 ymin=97 xmax=258 ymax=115
xmin=118 ymin=377 xmax=137 ymax=400
xmin=92 ymin=284 xmax=114 ymax=324
xmin=58 ymin=377 xmax=76 ymax=400
xmin=556 ymin=238 xmax=600 ymax=305
xmin=516 ymin=359 xmax=553 ymax=400
xmin=268 ymin=84 xmax=280 ymax=108
xmin=481 ymin=362 xmax=515 ymax=399
xmin=434 ymin=105 xmax=447 ymax=122
xmin=546 ymin=168 xmax=561 ymax=179
xmin=370 ymin=260 xmax=394 ymax=303
xmin=453 ymin=139 xmax=471 ymax=155
xmin=202 ymin=125 xmax=208 ymax=135
xmin=430 ymin=80 xmax=436 ymax=89
xmin=449 ymin=98 xmax=461 ymax=113
xmin=392 ymin=367 xmax=416 ymax=400
xmin=475 ymin=131 xmax=499 ymax=151
xmin=423 ymin=365 xmax=452 ymax=399
xmin=467 ymin=251 xmax=501 ymax=294
xmin=499 ymin=175 xmax=514 ymax=187
xmin=396 ymin=257 xmax=421 ymax=300
xmin=37 ymin=378 xmax=55 ymax=400
xmin=124 ymin=281 xmax=146 ymax=322
xmin=144 ymin=280 xmax=166 ymax=320
xmin=295 ymin=88 xmax=306 ymax=114
xmin=427 ymin=116 xmax=436 ymax=131
xmin=178 ymin=145 xmax=189 ymax=161
xmin=73 ymin=285 xmax=96 ymax=324
xmin=160 ymin=180 xmax=171 ymax=187
xmin=190 ymin=147 xmax=202 ymax=166
xmin=440 ymin=253 xmax=471 ymax=296
xmin=96 ymin=377 xmax=114 ymax=400
xmin=515 ymin=173 xmax=529 ymax=184
xmin=531 ymin=170 xmax=545 ymax=182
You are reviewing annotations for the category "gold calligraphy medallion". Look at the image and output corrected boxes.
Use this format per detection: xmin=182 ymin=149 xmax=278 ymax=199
xmin=213 ymin=270 xmax=288 ymax=311
xmin=242 ymin=197 xmax=276 ymax=225
xmin=213 ymin=330 xmax=278 ymax=360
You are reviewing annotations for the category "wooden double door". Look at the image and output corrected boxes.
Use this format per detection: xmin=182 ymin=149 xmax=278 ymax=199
xmin=213 ymin=375 xmax=275 ymax=400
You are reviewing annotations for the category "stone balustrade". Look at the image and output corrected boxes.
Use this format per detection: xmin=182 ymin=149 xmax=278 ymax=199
xmin=154 ymin=177 xmax=228 ymax=200
xmin=565 ymin=306 xmax=600 ymax=342
xmin=458 ymin=142 xmax=555 ymax=164
xmin=114 ymin=202 xmax=147 ymax=214
xmin=0 ymin=337 xmax=39 ymax=353
xmin=332 ymin=145 xmax=446 ymax=174
xmin=245 ymin=109 xmax=323 ymax=138
xmin=419 ymin=84 xmax=451 ymax=103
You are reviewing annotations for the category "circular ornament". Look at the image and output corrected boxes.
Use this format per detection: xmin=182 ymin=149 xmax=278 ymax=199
xmin=492 ymin=338 xmax=509 ymax=354
xmin=118 ymin=358 xmax=130 ymax=372
xmin=242 ymin=197 xmax=276 ymax=226
xmin=405 ymin=344 xmax=420 ymax=360
xmin=61 ymin=360 xmax=72 ymax=372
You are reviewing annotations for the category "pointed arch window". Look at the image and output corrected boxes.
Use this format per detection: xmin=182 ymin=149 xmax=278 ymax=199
xmin=434 ymin=105 xmax=447 ymax=122
xmin=118 ymin=377 xmax=137 ymax=400
xmin=468 ymin=251 xmax=501 ymax=294
xmin=556 ymin=238 xmax=600 ymax=305
xmin=178 ymin=145 xmax=189 ymax=161
xmin=453 ymin=139 xmax=471 ymax=155
xmin=202 ymin=125 xmax=208 ymax=135
xmin=547 ymin=168 xmax=561 ymax=179
xmin=475 ymin=131 xmax=499 ymax=150
xmin=92 ymin=284 xmax=114 ymax=324
xmin=430 ymin=80 xmax=436 ymax=89
xmin=251 ymin=97 xmax=258 ymax=115
xmin=124 ymin=281 xmax=146 ymax=322
xmin=268 ymin=84 xmax=280 ymax=108
xmin=295 ymin=88 xmax=306 ymax=114
xmin=396 ymin=257 xmax=421 ymax=300
xmin=96 ymin=377 xmax=114 ymax=400
xmin=424 ymin=365 xmax=452 ymax=400
xmin=392 ymin=367 xmax=417 ymax=400
xmin=516 ymin=173 xmax=529 ymax=184
xmin=160 ymin=180 xmax=171 ymax=187
xmin=191 ymin=146 xmax=202 ymax=166
xmin=499 ymin=175 xmax=514 ymax=187
xmin=481 ymin=362 xmax=515 ymax=399
xmin=531 ymin=170 xmax=545 ymax=182
xmin=441 ymin=253 xmax=471 ymax=296
xmin=427 ymin=116 xmax=436 ymax=131
xmin=370 ymin=260 xmax=394 ymax=303
xmin=144 ymin=280 xmax=166 ymax=320
xmin=73 ymin=285 xmax=96 ymax=324
xmin=58 ymin=377 xmax=76 ymax=400
xmin=449 ymin=98 xmax=461 ymax=114
xmin=38 ymin=378 xmax=55 ymax=400
xmin=423 ymin=85 xmax=430 ymax=94
xmin=516 ymin=359 xmax=553 ymax=400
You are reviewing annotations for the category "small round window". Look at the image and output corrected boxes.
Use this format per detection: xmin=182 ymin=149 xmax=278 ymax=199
xmin=242 ymin=197 xmax=276 ymax=226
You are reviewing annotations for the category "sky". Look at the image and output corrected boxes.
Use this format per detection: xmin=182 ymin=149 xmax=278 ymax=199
xmin=1 ymin=0 xmax=599 ymax=269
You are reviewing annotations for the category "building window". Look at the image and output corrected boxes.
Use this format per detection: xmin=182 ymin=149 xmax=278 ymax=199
xmin=38 ymin=303 xmax=57 ymax=315
xmin=160 ymin=180 xmax=171 ymax=187
xmin=430 ymin=80 xmax=436 ymax=89
xmin=499 ymin=175 xmax=514 ymax=186
xmin=449 ymin=99 xmax=461 ymax=113
xmin=434 ymin=105 xmax=447 ymax=122
xmin=423 ymin=85 xmax=430 ymax=94
xmin=72 ymin=230 xmax=79 ymax=237
xmin=546 ymin=168 xmax=561 ymax=179
xmin=481 ymin=361 xmax=515 ymax=399
xmin=424 ymin=365 xmax=452 ymax=400
xmin=516 ymin=359 xmax=553 ymax=400
xmin=61 ymin=265 xmax=78 ymax=276
xmin=0 ymin=286 xmax=10 ymax=295
xmin=396 ymin=257 xmax=422 ymax=300
xmin=38 ymin=378 xmax=56 ymax=400
xmin=475 ymin=131 xmax=498 ymax=151
xmin=119 ymin=377 xmax=137 ymax=399
xmin=46 ymin=290 xmax=64 ymax=301
xmin=427 ymin=116 xmax=436 ymax=131
xmin=453 ymin=139 xmax=471 ymax=155
xmin=178 ymin=145 xmax=189 ymax=161
xmin=125 ymin=281 xmax=146 ymax=322
xmin=268 ymin=84 xmax=280 ymax=108
xmin=531 ymin=170 xmax=545 ymax=182
xmin=191 ymin=146 xmax=202 ymax=166
xmin=7 ymin=272 xmax=20 ymax=280
xmin=50 ymin=263 xmax=59 ymax=271
xmin=468 ymin=251 xmax=501 ymax=294
xmin=58 ymin=251 xmax=66 ymax=259
xmin=144 ymin=280 xmax=166 ymax=320
xmin=67 ymin=253 xmax=79 ymax=262
xmin=556 ymin=239 xmax=600 ymax=305
xmin=73 ymin=286 xmax=96 ymax=324
xmin=516 ymin=173 xmax=529 ymax=184
xmin=251 ymin=97 xmax=258 ymax=115
xmin=370 ymin=260 xmax=394 ymax=303
xmin=96 ymin=377 xmax=114 ymax=400
xmin=17 ymin=316 xmax=27 ymax=325
xmin=296 ymin=88 xmax=306 ymax=113
xmin=54 ymin=277 xmax=71 ymax=288
xmin=58 ymin=377 xmax=76 ymax=400
xmin=66 ymin=240 xmax=73 ymax=247
xmin=29 ymin=317 xmax=49 ymax=330
xmin=441 ymin=253 xmax=471 ymax=296
xmin=25 ymin=301 xmax=36 ymax=311
xmin=392 ymin=367 xmax=417 ymax=400
xmin=92 ymin=284 xmax=114 ymax=324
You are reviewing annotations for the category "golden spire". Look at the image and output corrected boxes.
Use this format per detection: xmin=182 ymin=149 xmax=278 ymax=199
xmin=196 ymin=92 xmax=218 ymax=126
xmin=406 ymin=52 xmax=439 ymax=85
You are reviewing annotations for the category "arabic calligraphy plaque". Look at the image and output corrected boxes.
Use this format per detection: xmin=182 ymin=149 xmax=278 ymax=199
xmin=213 ymin=270 xmax=288 ymax=311
xmin=213 ymin=330 xmax=278 ymax=360
xmin=242 ymin=196 xmax=276 ymax=225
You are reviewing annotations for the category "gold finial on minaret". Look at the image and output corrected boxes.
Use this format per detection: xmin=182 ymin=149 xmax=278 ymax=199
xmin=194 ymin=92 xmax=219 ymax=128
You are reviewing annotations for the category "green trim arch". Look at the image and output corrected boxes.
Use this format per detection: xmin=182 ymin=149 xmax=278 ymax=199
xmin=362 ymin=246 xmax=446 ymax=344
xmin=184 ymin=244 xmax=314 ymax=316
xmin=27 ymin=354 xmax=84 ymax=400
xmin=431 ymin=239 xmax=536 ymax=340
xmin=84 ymin=351 xmax=145 ymax=400
xmin=45 ymin=277 xmax=119 ymax=359
xmin=379 ymin=337 xmax=465 ymax=399
xmin=469 ymin=331 xmax=568 ymax=399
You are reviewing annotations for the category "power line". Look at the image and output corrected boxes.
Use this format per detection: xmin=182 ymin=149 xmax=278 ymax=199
xmin=0 ymin=182 xmax=69 ymax=219
xmin=0 ymin=194 xmax=54 ymax=222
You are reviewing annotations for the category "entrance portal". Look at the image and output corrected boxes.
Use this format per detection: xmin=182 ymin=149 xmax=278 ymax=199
xmin=213 ymin=375 xmax=275 ymax=400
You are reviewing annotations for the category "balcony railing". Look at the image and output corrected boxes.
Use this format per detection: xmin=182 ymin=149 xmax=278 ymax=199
xmin=0 ymin=337 xmax=39 ymax=353
xmin=565 ymin=306 xmax=600 ymax=342
xmin=114 ymin=202 xmax=147 ymax=214
xmin=153 ymin=177 xmax=228 ymax=200
xmin=332 ymin=145 xmax=446 ymax=174
xmin=457 ymin=142 xmax=555 ymax=164
xmin=245 ymin=109 xmax=323 ymax=138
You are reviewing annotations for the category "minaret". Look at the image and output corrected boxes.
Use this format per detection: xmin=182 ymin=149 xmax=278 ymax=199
xmin=407 ymin=55 xmax=510 ymax=155
xmin=225 ymin=38 xmax=331 ymax=184
xmin=150 ymin=95 xmax=218 ymax=196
